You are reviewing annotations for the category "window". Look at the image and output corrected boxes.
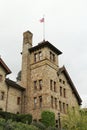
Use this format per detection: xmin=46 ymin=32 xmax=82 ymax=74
xmin=0 ymin=91 xmax=5 ymax=100
xmin=34 ymin=53 xmax=38 ymax=62
xmin=59 ymin=101 xmax=62 ymax=112
xmin=63 ymin=103 xmax=65 ymax=113
xmin=50 ymin=52 xmax=55 ymax=62
xmin=60 ymin=86 xmax=62 ymax=96
xmin=63 ymin=80 xmax=65 ymax=84
xmin=53 ymin=54 xmax=55 ymax=62
xmin=34 ymin=52 xmax=42 ymax=63
xmin=50 ymin=80 xmax=52 ymax=90
xmin=55 ymin=98 xmax=57 ymax=109
xmin=63 ymin=88 xmax=66 ymax=98
xmin=34 ymin=97 xmax=37 ymax=109
xmin=39 ymin=96 xmax=42 ymax=108
xmin=51 ymin=96 xmax=53 ymax=108
xmin=54 ymin=82 xmax=56 ymax=92
xmin=0 ymin=75 xmax=3 ymax=82
xmin=59 ymin=79 xmax=62 ymax=82
xmin=39 ymin=52 xmax=42 ymax=60
xmin=66 ymin=104 xmax=68 ymax=113
xmin=34 ymin=81 xmax=37 ymax=90
xmin=17 ymin=97 xmax=21 ymax=105
xmin=39 ymin=80 xmax=42 ymax=90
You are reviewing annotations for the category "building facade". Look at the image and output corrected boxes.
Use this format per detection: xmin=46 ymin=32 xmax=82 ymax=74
xmin=20 ymin=31 xmax=82 ymax=120
xmin=0 ymin=30 xmax=82 ymax=122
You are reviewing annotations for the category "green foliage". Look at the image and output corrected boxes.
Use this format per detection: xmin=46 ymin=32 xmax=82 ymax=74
xmin=16 ymin=114 xmax=32 ymax=124
xmin=62 ymin=108 xmax=87 ymax=130
xmin=46 ymin=126 xmax=58 ymax=130
xmin=41 ymin=111 xmax=55 ymax=127
xmin=0 ymin=119 xmax=39 ymax=130
xmin=32 ymin=121 xmax=46 ymax=130
xmin=0 ymin=111 xmax=16 ymax=121
xmin=0 ymin=111 xmax=32 ymax=124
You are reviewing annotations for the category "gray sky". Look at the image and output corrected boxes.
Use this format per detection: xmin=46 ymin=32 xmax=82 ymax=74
xmin=0 ymin=0 xmax=87 ymax=107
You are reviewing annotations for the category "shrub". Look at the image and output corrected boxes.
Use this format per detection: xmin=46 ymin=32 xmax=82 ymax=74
xmin=41 ymin=111 xmax=55 ymax=127
xmin=32 ymin=121 xmax=46 ymax=130
xmin=46 ymin=126 xmax=58 ymax=130
xmin=16 ymin=114 xmax=32 ymax=124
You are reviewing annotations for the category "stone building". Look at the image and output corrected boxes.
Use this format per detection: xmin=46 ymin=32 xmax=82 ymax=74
xmin=0 ymin=57 xmax=25 ymax=113
xmin=20 ymin=31 xmax=82 ymax=120
xmin=0 ymin=30 xmax=82 ymax=122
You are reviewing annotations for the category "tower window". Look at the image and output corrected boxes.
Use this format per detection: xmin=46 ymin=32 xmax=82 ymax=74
xmin=39 ymin=52 xmax=42 ymax=60
xmin=50 ymin=52 xmax=55 ymax=62
xmin=34 ymin=53 xmax=38 ymax=62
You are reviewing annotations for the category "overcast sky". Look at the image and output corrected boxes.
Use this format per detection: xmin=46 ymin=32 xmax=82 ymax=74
xmin=0 ymin=0 xmax=87 ymax=107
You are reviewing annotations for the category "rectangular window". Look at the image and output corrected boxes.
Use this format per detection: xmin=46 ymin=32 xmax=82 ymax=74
xmin=59 ymin=101 xmax=62 ymax=112
xmin=55 ymin=98 xmax=57 ymax=109
xmin=63 ymin=103 xmax=65 ymax=113
xmin=39 ymin=96 xmax=42 ymax=108
xmin=53 ymin=54 xmax=55 ymax=62
xmin=0 ymin=75 xmax=3 ymax=82
xmin=63 ymin=80 xmax=65 ymax=84
xmin=34 ymin=97 xmax=37 ymax=109
xmin=54 ymin=81 xmax=56 ymax=92
xmin=39 ymin=80 xmax=42 ymax=90
xmin=51 ymin=96 xmax=53 ymax=108
xmin=39 ymin=52 xmax=42 ymax=60
xmin=17 ymin=97 xmax=21 ymax=105
xmin=50 ymin=80 xmax=52 ymax=90
xmin=60 ymin=86 xmax=62 ymax=96
xmin=34 ymin=53 xmax=38 ymax=62
xmin=34 ymin=81 xmax=37 ymax=90
xmin=64 ymin=88 xmax=66 ymax=98
xmin=59 ymin=79 xmax=62 ymax=82
xmin=0 ymin=91 xmax=5 ymax=100
xmin=66 ymin=104 xmax=68 ymax=113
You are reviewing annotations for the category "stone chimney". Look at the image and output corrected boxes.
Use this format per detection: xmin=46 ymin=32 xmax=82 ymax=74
xmin=23 ymin=31 xmax=33 ymax=47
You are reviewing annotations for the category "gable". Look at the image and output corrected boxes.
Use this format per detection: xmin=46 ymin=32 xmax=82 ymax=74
xmin=58 ymin=66 xmax=82 ymax=105
xmin=0 ymin=58 xmax=11 ymax=75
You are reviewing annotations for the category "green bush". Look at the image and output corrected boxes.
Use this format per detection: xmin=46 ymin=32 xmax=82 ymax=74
xmin=32 ymin=121 xmax=46 ymax=130
xmin=41 ymin=111 xmax=55 ymax=127
xmin=46 ymin=126 xmax=58 ymax=130
xmin=16 ymin=114 xmax=32 ymax=124
xmin=0 ymin=111 xmax=32 ymax=124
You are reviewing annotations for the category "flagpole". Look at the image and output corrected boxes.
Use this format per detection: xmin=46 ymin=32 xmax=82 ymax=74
xmin=43 ymin=15 xmax=45 ymax=41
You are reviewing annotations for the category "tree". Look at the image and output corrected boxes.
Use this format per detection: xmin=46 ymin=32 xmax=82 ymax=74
xmin=62 ymin=108 xmax=87 ymax=130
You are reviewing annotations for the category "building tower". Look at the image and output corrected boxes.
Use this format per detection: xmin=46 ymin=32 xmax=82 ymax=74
xmin=21 ymin=31 xmax=82 ymax=121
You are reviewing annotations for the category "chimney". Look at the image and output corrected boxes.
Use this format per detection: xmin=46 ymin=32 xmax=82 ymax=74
xmin=23 ymin=31 xmax=33 ymax=46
